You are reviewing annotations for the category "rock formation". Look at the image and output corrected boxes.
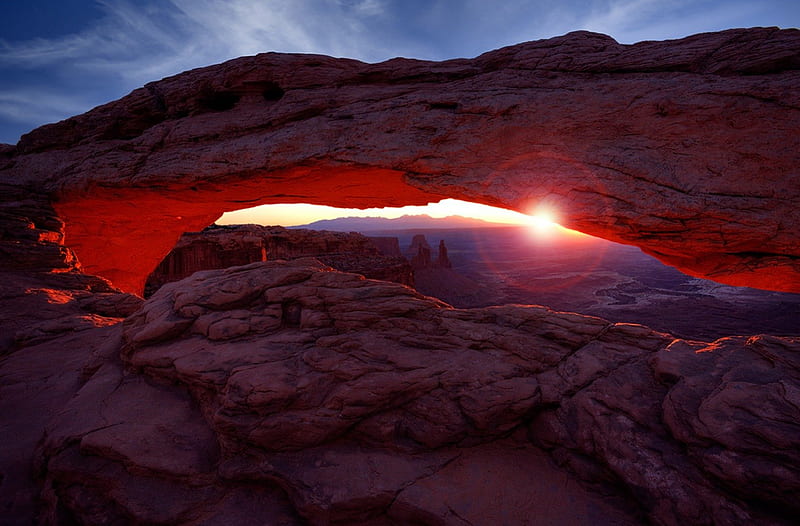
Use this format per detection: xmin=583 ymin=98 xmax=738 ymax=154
xmin=408 ymin=235 xmax=452 ymax=270
xmin=0 ymin=28 xmax=798 ymax=294
xmin=144 ymin=224 xmax=413 ymax=295
xmin=29 ymin=259 xmax=800 ymax=525
xmin=2 ymin=28 xmax=800 ymax=526
xmin=0 ymin=184 xmax=141 ymax=521
xmin=366 ymin=236 xmax=402 ymax=257
xmin=437 ymin=239 xmax=452 ymax=269
xmin=408 ymin=234 xmax=432 ymax=269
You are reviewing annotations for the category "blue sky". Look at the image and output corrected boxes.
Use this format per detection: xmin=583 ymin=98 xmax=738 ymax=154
xmin=1 ymin=0 xmax=798 ymax=145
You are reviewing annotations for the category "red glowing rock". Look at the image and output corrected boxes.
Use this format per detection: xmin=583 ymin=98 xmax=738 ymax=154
xmin=0 ymin=28 xmax=797 ymax=294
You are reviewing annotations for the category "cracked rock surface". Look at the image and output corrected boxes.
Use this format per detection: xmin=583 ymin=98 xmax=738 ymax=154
xmin=32 ymin=259 xmax=798 ymax=525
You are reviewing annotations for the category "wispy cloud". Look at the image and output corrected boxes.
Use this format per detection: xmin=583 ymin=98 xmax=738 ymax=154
xmin=0 ymin=90 xmax=96 ymax=124
xmin=574 ymin=0 xmax=782 ymax=43
xmin=0 ymin=0 xmax=400 ymax=142
xmin=0 ymin=0 xmax=395 ymax=83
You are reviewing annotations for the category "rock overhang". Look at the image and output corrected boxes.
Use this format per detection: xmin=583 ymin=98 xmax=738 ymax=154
xmin=1 ymin=27 xmax=798 ymax=294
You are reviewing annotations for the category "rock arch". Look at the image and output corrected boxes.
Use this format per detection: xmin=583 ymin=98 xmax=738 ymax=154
xmin=2 ymin=28 xmax=799 ymax=294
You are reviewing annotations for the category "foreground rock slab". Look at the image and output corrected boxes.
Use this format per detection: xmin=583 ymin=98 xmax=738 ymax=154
xmin=33 ymin=259 xmax=799 ymax=525
xmin=1 ymin=29 xmax=798 ymax=293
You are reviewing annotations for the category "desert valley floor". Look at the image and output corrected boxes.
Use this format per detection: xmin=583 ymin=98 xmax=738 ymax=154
xmin=375 ymin=226 xmax=800 ymax=341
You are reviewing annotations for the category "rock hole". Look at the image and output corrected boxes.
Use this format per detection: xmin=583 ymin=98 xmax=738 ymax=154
xmin=282 ymin=301 xmax=302 ymax=327
xmin=262 ymin=82 xmax=286 ymax=101
xmin=428 ymin=102 xmax=459 ymax=111
xmin=199 ymin=90 xmax=240 ymax=112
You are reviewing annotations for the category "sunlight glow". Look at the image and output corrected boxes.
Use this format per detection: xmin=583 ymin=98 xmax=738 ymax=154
xmin=216 ymin=198 xmax=590 ymax=238
xmin=217 ymin=199 xmax=533 ymax=226
xmin=528 ymin=212 xmax=557 ymax=231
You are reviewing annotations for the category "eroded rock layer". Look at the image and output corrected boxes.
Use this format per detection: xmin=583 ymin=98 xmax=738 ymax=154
xmin=33 ymin=259 xmax=800 ymax=525
xmin=1 ymin=28 xmax=798 ymax=293
xmin=144 ymin=224 xmax=413 ymax=296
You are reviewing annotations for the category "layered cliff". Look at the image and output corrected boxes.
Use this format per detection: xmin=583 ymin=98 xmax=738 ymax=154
xmin=144 ymin=224 xmax=413 ymax=295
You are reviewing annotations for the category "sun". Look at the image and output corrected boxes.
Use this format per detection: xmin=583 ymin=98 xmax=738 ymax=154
xmin=527 ymin=210 xmax=558 ymax=234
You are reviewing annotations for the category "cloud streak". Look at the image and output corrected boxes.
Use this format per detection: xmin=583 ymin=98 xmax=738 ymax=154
xmin=1 ymin=0 xmax=396 ymax=80
xmin=0 ymin=90 xmax=97 ymax=125
xmin=0 ymin=0 xmax=401 ymax=142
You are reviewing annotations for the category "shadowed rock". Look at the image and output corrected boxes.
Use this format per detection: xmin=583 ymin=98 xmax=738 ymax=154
xmin=144 ymin=224 xmax=413 ymax=295
xmin=26 ymin=259 xmax=798 ymax=524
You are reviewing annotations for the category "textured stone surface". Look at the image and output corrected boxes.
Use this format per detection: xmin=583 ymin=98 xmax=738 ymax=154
xmin=36 ymin=258 xmax=785 ymax=525
xmin=0 ymin=185 xmax=141 ymax=522
xmin=0 ymin=29 xmax=797 ymax=293
xmin=3 ymin=28 xmax=800 ymax=526
xmin=145 ymin=224 xmax=413 ymax=295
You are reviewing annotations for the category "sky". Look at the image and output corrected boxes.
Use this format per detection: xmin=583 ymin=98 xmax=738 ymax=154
xmin=219 ymin=198 xmax=540 ymax=226
xmin=2 ymin=0 xmax=798 ymax=226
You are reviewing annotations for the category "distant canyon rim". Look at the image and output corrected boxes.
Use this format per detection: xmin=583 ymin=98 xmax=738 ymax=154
xmin=1 ymin=28 xmax=800 ymax=526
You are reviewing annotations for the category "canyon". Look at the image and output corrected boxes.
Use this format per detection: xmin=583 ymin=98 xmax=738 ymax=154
xmin=0 ymin=28 xmax=799 ymax=525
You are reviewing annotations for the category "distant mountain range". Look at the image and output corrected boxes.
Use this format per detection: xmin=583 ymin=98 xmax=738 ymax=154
xmin=290 ymin=214 xmax=512 ymax=232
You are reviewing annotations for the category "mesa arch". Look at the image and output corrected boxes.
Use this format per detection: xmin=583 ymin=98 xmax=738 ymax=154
xmin=2 ymin=28 xmax=799 ymax=295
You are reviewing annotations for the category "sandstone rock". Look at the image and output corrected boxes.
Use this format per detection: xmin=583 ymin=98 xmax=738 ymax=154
xmin=366 ymin=236 xmax=402 ymax=257
xmin=65 ymin=259 xmax=792 ymax=525
xmin=436 ymin=239 xmax=452 ymax=269
xmin=408 ymin=234 xmax=432 ymax=269
xmin=0 ymin=184 xmax=76 ymax=273
xmin=3 ymin=28 xmax=800 ymax=526
xmin=407 ymin=235 xmax=452 ymax=270
xmin=0 ymin=183 xmax=141 ymax=354
xmin=0 ymin=183 xmax=141 ymax=521
xmin=2 ymin=247 xmax=797 ymax=524
xmin=658 ymin=335 xmax=800 ymax=516
xmin=145 ymin=224 xmax=413 ymax=295
xmin=388 ymin=437 xmax=641 ymax=525
xmin=0 ymin=29 xmax=797 ymax=293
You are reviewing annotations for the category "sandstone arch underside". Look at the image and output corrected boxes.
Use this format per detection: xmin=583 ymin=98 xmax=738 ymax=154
xmin=2 ymin=28 xmax=799 ymax=295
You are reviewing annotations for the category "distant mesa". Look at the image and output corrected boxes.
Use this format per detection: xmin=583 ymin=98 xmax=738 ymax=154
xmin=292 ymin=214 xmax=509 ymax=232
xmin=145 ymin=224 xmax=414 ymax=296
xmin=366 ymin=236 xmax=402 ymax=257
xmin=145 ymin=224 xmax=464 ymax=306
